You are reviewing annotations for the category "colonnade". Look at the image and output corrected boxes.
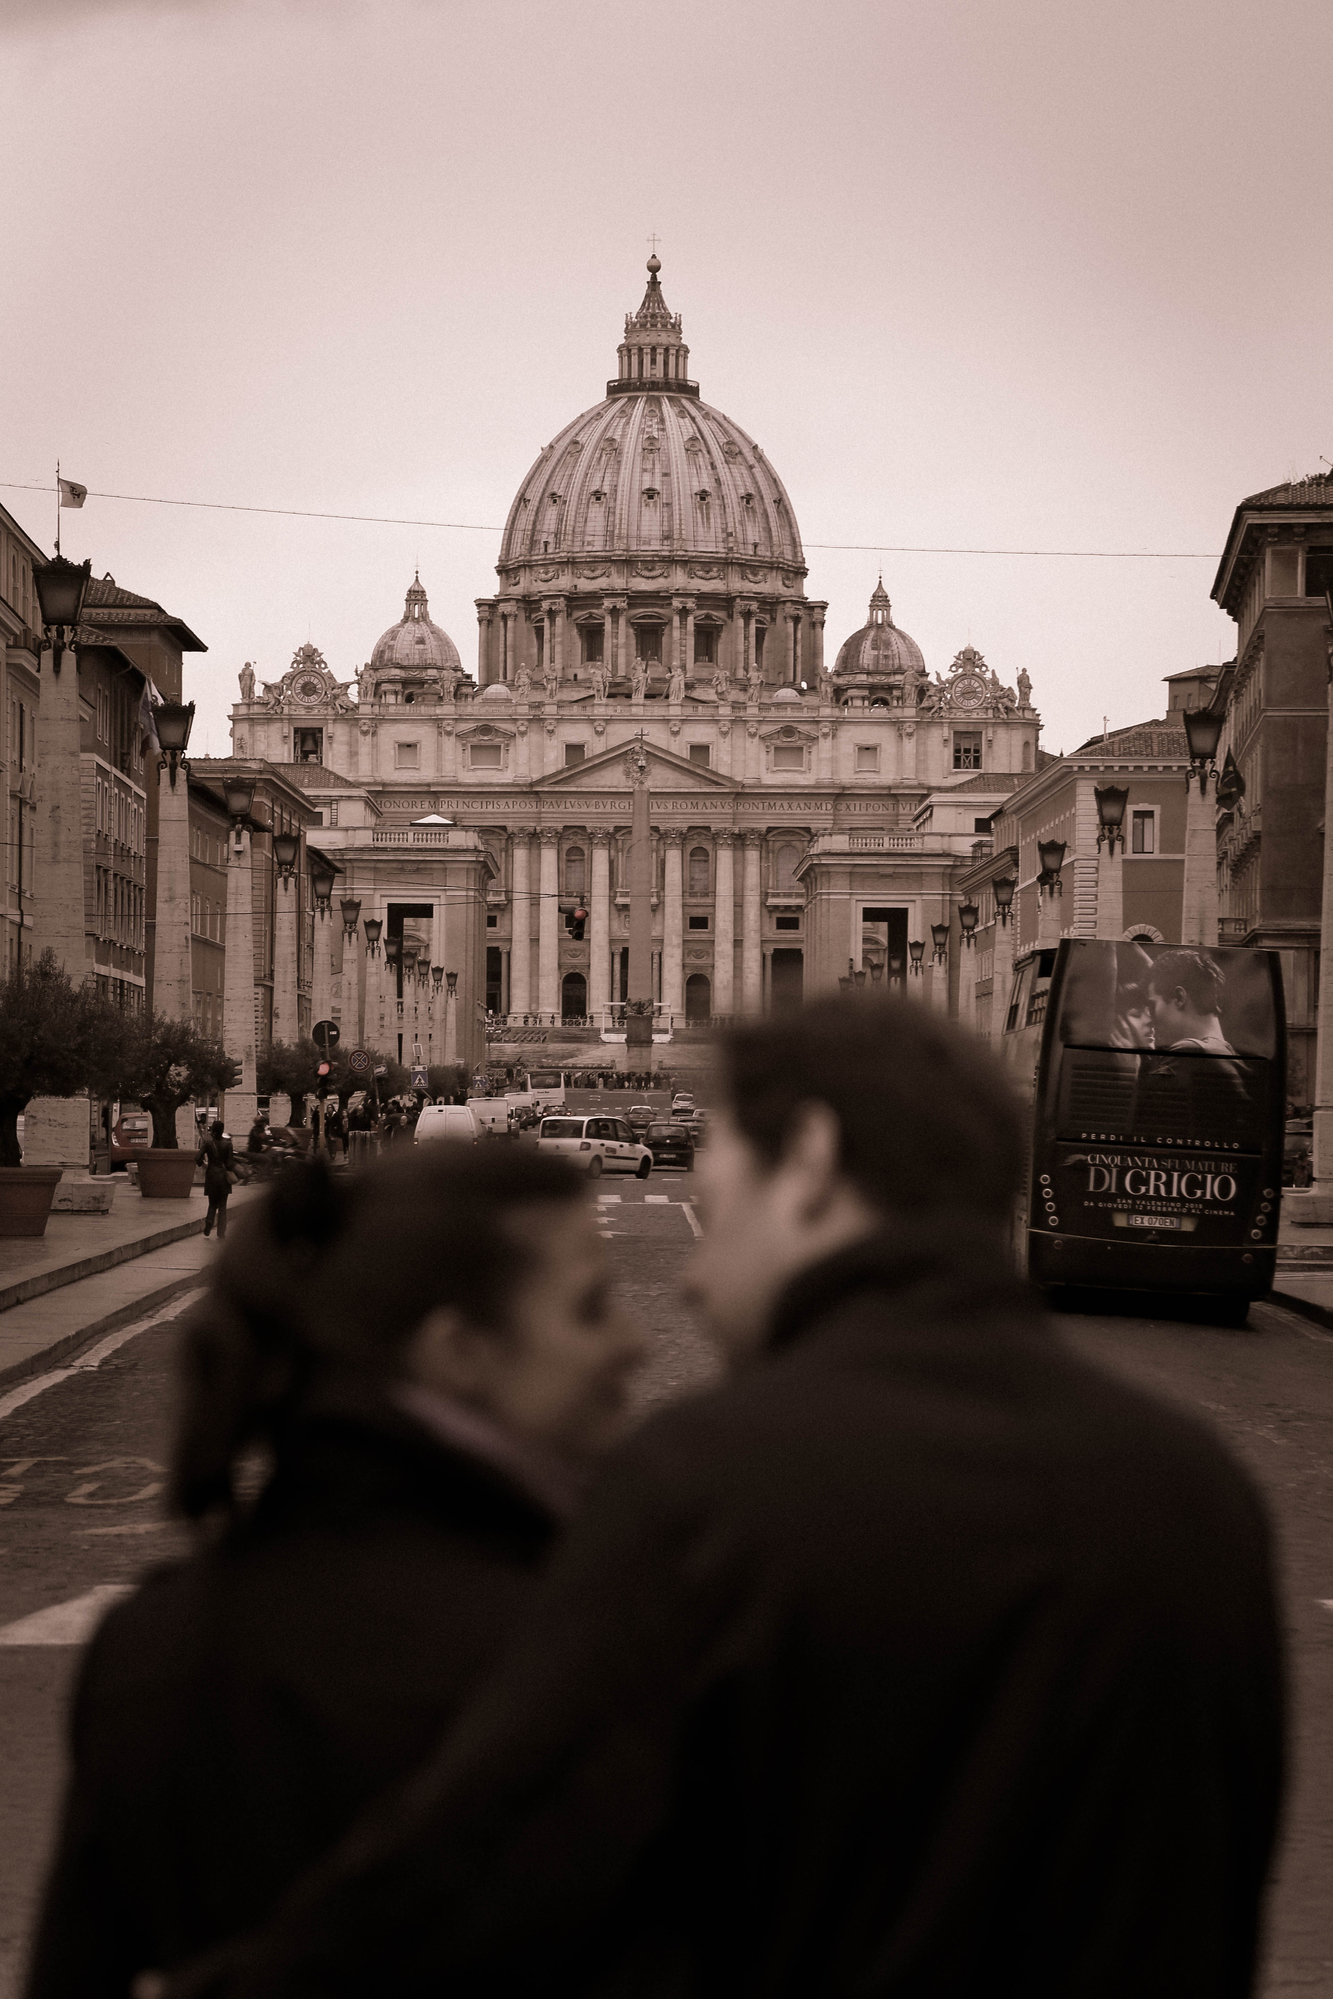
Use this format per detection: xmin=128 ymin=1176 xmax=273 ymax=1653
xmin=502 ymin=824 xmax=771 ymax=1019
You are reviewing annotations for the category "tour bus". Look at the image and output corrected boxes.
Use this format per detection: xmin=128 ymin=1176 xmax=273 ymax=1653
xmin=999 ymin=938 xmax=1286 ymax=1316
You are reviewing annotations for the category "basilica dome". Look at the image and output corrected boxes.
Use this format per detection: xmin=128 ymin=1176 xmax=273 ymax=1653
xmin=498 ymin=259 xmax=804 ymax=572
xmin=371 ymin=574 xmax=462 ymax=676
xmin=834 ymin=579 xmax=926 ymax=680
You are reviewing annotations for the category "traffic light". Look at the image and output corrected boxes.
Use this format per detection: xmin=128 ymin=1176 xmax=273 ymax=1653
xmin=566 ymin=901 xmax=587 ymax=941
xmin=317 ymin=1061 xmax=331 ymax=1100
xmin=222 ymin=1059 xmax=243 ymax=1089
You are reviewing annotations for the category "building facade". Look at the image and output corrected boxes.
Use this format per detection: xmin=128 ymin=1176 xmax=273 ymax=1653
xmin=1 ymin=502 xmax=46 ymax=974
xmin=228 ymin=259 xmax=1043 ymax=1073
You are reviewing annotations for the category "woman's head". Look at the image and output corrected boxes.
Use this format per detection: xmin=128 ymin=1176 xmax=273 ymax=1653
xmin=172 ymin=1149 xmax=640 ymax=1521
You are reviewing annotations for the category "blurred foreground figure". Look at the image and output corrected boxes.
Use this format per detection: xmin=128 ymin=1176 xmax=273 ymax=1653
xmin=25 ymin=1149 xmax=638 ymax=1999
xmin=158 ymin=996 xmax=1280 ymax=1999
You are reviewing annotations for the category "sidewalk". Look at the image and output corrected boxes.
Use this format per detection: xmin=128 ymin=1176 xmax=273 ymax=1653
xmin=0 ymin=1185 xmax=256 ymax=1389
xmin=1270 ymin=1203 xmax=1333 ymax=1330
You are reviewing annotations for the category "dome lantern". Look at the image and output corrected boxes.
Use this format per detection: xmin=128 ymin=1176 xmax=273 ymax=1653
xmin=609 ymin=255 xmax=698 ymax=399
xmin=367 ymin=573 xmax=463 ymax=696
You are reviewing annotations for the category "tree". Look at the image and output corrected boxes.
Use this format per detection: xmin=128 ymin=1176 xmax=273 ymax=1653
xmin=258 ymin=1038 xmax=321 ymax=1128
xmin=0 ymin=952 xmax=139 ymax=1167
xmin=113 ymin=1012 xmax=236 ymax=1149
xmin=427 ymin=1063 xmax=467 ymax=1103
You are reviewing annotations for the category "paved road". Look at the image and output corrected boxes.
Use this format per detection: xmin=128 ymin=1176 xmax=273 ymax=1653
xmin=0 ymin=1186 xmax=1329 ymax=1996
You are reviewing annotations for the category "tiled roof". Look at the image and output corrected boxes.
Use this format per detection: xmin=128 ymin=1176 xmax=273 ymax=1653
xmin=943 ymin=771 xmax=1026 ymax=794
xmin=274 ymin=761 xmax=362 ymax=791
xmin=1238 ymin=475 xmax=1333 ymax=510
xmin=1072 ymin=720 xmax=1186 ymax=758
xmin=81 ymin=573 xmax=207 ymax=650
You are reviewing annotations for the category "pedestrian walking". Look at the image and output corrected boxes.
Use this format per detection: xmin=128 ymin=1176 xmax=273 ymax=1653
xmin=154 ymin=993 xmax=1284 ymax=1999
xmin=25 ymin=1147 xmax=640 ymax=1999
xmin=196 ymin=1120 xmax=236 ymax=1239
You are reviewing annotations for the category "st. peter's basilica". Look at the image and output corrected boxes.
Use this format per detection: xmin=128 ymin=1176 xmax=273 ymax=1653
xmin=225 ymin=257 xmax=1042 ymax=1076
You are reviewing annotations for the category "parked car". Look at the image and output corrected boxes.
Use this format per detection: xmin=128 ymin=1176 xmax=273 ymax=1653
xmin=110 ymin=1111 xmax=153 ymax=1167
xmin=645 ymin=1121 xmax=695 ymax=1172
xmin=625 ymin=1103 xmax=657 ymax=1133
xmin=536 ymin=1115 xmax=652 ymax=1179
xmin=414 ymin=1104 xmax=478 ymax=1146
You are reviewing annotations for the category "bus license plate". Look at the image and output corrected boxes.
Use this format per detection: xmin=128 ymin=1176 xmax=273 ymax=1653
xmin=1127 ymin=1214 xmax=1181 ymax=1230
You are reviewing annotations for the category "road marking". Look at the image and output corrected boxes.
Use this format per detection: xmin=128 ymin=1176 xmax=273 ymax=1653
xmin=1319 ymin=1600 xmax=1333 ymax=1611
xmin=595 ymin=1195 xmax=622 ymax=1204
xmin=680 ymin=1201 xmax=702 ymax=1238
xmin=0 ymin=1583 xmax=134 ymax=1647
xmin=0 ymin=1288 xmax=205 ymax=1426
xmin=80 ymin=1520 xmax=171 ymax=1538
xmin=644 ymin=1195 xmax=669 ymax=1204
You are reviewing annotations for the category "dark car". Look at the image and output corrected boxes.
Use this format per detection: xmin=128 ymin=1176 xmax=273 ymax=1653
xmin=645 ymin=1121 xmax=695 ymax=1172
xmin=625 ymin=1103 xmax=657 ymax=1133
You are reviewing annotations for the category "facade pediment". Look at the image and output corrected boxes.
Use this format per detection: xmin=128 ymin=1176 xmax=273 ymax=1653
xmin=533 ymin=738 xmax=739 ymax=793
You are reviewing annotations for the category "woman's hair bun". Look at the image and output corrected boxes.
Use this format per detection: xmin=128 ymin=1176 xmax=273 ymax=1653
xmin=266 ymin=1155 xmax=349 ymax=1256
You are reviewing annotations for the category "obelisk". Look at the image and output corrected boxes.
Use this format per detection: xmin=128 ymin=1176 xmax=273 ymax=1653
xmin=625 ymin=734 xmax=654 ymax=1073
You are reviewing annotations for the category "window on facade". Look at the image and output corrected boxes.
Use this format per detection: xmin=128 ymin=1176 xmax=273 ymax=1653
xmin=693 ymin=625 xmax=717 ymax=665
xmin=754 ymin=626 xmax=766 ymax=670
xmin=565 ymin=846 xmax=586 ymax=897
xmin=295 ymin=729 xmax=323 ymax=763
xmin=774 ymin=844 xmax=800 ymax=888
xmin=974 ymin=817 xmax=993 ymax=835
xmin=775 ymin=914 xmax=801 ymax=931
xmin=688 ymin=914 xmax=709 ymax=930
xmin=688 ymin=743 xmax=710 ymax=767
xmin=635 ymin=625 xmax=663 ymax=664
xmin=581 ymin=625 xmax=604 ymax=665
xmin=1306 ymin=549 xmax=1333 ymax=598
xmin=1131 ymin=809 xmax=1156 ymax=854
xmin=564 ymin=743 xmax=586 ymax=766
xmin=772 ymin=745 xmax=804 ymax=771
xmin=470 ymin=743 xmax=503 ymax=768
xmin=394 ymin=741 xmax=420 ymax=769
xmin=855 ymin=745 xmax=879 ymax=773
xmin=688 ymin=846 xmax=710 ymax=896
xmin=953 ymin=732 xmax=983 ymax=771
xmin=487 ymin=913 xmax=497 ymax=928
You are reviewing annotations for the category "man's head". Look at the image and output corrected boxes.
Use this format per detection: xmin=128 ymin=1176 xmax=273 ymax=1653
xmin=210 ymin=1119 xmax=225 ymax=1140
xmin=687 ymin=994 xmax=1023 ymax=1361
xmin=1145 ymin=950 xmax=1226 ymax=1044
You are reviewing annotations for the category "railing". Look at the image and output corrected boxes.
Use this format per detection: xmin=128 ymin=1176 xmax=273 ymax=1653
xmin=371 ymin=828 xmax=459 ymax=847
xmin=845 ymin=833 xmax=925 ymax=851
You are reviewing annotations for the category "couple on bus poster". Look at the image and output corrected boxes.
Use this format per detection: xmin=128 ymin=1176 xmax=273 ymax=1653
xmin=1061 ymin=941 xmax=1277 ymax=1059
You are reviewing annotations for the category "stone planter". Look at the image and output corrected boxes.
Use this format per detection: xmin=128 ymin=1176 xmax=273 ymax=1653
xmin=135 ymin=1148 xmax=198 ymax=1200
xmin=0 ymin=1166 xmax=64 ymax=1237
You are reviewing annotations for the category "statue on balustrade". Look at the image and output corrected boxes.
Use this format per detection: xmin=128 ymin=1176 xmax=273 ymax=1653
xmin=667 ymin=661 xmax=686 ymax=704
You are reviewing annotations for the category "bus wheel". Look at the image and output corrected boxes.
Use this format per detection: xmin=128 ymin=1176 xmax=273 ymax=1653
xmin=587 ymin=1156 xmax=603 ymax=1179
xmin=1211 ymin=1297 xmax=1250 ymax=1329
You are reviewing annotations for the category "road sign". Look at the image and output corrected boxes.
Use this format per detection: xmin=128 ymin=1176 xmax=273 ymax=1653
xmin=411 ymin=1065 xmax=428 ymax=1089
xmin=373 ymin=1064 xmax=387 ymax=1077
xmin=347 ymin=1049 xmax=371 ymax=1074
xmin=312 ymin=1019 xmax=340 ymax=1051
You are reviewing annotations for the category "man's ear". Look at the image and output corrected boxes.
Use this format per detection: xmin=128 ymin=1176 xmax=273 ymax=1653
xmin=781 ymin=1101 xmax=845 ymax=1216
xmin=407 ymin=1308 xmax=495 ymax=1400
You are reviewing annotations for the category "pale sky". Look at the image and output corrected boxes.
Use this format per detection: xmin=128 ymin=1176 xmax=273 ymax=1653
xmin=3 ymin=0 xmax=1328 ymax=760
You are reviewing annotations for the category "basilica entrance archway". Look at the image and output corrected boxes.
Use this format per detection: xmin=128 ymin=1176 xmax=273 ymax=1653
xmin=685 ymin=973 xmax=711 ymax=1023
xmin=562 ymin=972 xmax=587 ymax=1023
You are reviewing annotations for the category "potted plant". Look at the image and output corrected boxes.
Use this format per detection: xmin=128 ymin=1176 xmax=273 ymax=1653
xmin=112 ymin=1013 xmax=235 ymax=1199
xmin=258 ymin=1038 xmax=322 ymax=1140
xmin=0 ymin=953 xmax=137 ymax=1236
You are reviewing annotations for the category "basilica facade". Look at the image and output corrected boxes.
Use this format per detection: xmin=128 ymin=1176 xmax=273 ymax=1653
xmin=227 ymin=259 xmax=1042 ymax=1075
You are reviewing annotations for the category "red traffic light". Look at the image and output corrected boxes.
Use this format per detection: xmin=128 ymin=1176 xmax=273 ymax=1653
xmin=317 ymin=1061 xmax=330 ymax=1076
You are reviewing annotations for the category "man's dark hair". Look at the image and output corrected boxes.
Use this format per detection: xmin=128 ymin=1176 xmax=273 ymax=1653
xmin=1146 ymin=949 xmax=1225 ymax=1017
xmin=721 ymin=994 xmax=1024 ymax=1222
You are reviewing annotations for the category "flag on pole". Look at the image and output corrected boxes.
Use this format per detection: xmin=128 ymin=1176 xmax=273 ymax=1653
xmin=58 ymin=477 xmax=87 ymax=509
xmin=139 ymin=677 xmax=162 ymax=757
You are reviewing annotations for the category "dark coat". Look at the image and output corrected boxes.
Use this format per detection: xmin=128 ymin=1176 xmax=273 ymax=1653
xmin=196 ymin=1133 xmax=235 ymax=1197
xmin=175 ymin=1222 xmax=1284 ymax=1999
xmin=24 ymin=1399 xmax=561 ymax=1999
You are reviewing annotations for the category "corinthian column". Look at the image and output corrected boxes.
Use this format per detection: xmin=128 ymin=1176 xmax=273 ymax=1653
xmin=741 ymin=830 xmax=763 ymax=1015
xmin=713 ymin=831 xmax=735 ymax=1018
xmin=662 ymin=831 xmax=684 ymax=1021
xmin=537 ymin=828 xmax=560 ymax=1018
xmin=589 ymin=829 xmax=611 ymax=1022
xmin=509 ymin=833 xmax=532 ymax=1016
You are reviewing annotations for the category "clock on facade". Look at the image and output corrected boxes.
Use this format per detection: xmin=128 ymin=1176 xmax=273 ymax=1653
xmin=949 ymin=671 xmax=988 ymax=709
xmin=293 ymin=674 xmax=326 ymax=705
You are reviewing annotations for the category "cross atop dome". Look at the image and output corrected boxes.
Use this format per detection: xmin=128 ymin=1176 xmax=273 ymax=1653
xmin=609 ymin=254 xmax=699 ymax=398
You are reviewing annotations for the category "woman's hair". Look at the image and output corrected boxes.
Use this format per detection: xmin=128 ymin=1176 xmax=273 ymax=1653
xmin=171 ymin=1147 xmax=585 ymax=1522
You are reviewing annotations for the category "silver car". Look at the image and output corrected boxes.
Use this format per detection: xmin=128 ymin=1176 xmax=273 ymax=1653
xmin=535 ymin=1114 xmax=652 ymax=1179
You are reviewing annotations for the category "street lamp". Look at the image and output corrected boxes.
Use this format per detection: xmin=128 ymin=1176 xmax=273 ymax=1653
xmin=931 ymin=921 xmax=950 ymax=962
xmin=431 ymin=965 xmax=444 ymax=993
xmin=340 ymin=896 xmax=362 ymax=938
xmin=908 ymin=939 xmax=925 ymax=975
xmin=1036 ymin=838 xmax=1067 ymax=897
xmin=272 ymin=828 xmax=300 ymax=886
xmin=223 ymin=775 xmax=256 ymax=826
xmin=363 ymin=916 xmax=382 ymax=955
xmin=32 ymin=554 xmax=90 ymax=673
xmin=155 ymin=700 xmax=195 ymax=789
xmin=1183 ymin=708 xmax=1224 ymax=794
xmin=309 ymin=856 xmax=337 ymax=916
xmin=446 ymin=971 xmax=458 ymax=996
xmin=992 ymin=875 xmax=1017 ymax=926
xmin=1094 ymin=784 xmax=1129 ymax=853
xmin=385 ymin=935 xmax=401 ymax=969
xmin=417 ymin=956 xmax=432 ymax=988
xmin=958 ymin=900 xmax=979 ymax=947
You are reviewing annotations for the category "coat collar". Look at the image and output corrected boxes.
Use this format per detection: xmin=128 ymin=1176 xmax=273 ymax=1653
xmin=766 ymin=1214 xmax=1027 ymax=1354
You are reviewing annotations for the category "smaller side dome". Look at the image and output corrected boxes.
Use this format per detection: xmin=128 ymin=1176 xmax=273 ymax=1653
xmin=833 ymin=577 xmax=926 ymax=695
xmin=370 ymin=574 xmax=463 ymax=678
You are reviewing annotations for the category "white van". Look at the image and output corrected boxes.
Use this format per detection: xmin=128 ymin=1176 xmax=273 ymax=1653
xmin=467 ymin=1098 xmax=509 ymax=1138
xmin=535 ymin=1114 xmax=652 ymax=1179
xmin=414 ymin=1104 xmax=478 ymax=1146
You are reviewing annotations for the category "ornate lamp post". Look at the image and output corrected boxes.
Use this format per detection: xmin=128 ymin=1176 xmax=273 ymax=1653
xmin=957 ymin=900 xmax=980 ymax=1034
xmin=270 ymin=827 xmax=302 ymax=1048
xmin=931 ymin=922 xmax=950 ymax=961
xmin=151 ymin=698 xmax=197 ymax=1024
xmin=990 ymin=872 xmax=1019 ymax=1041
xmin=308 ymin=855 xmax=337 ymax=1035
xmin=32 ymin=554 xmax=90 ymax=675
xmin=1093 ymin=785 xmax=1129 ymax=940
xmin=444 ymin=969 xmax=460 ymax=1067
xmin=927 ymin=921 xmax=950 ymax=1015
xmin=340 ymin=895 xmax=363 ymax=1044
xmin=908 ymin=939 xmax=925 ymax=977
xmin=220 ymin=775 xmax=259 ymax=1127
xmin=1036 ymin=838 xmax=1067 ymax=947
xmin=1181 ymin=709 xmax=1223 ymax=948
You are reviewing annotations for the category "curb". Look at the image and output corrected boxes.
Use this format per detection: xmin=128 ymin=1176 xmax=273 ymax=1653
xmin=1270 ymin=1286 xmax=1333 ymax=1334
xmin=0 ymin=1271 xmax=206 ymax=1391
xmin=0 ymin=1212 xmax=208 ymax=1315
